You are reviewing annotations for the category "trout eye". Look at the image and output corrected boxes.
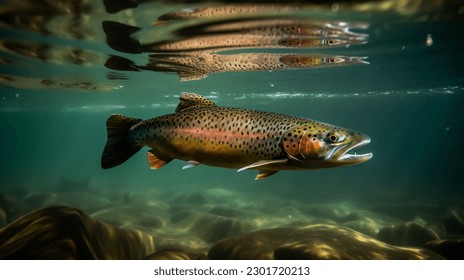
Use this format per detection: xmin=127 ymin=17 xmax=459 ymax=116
xmin=327 ymin=40 xmax=338 ymax=46
xmin=326 ymin=131 xmax=345 ymax=143
xmin=327 ymin=57 xmax=344 ymax=64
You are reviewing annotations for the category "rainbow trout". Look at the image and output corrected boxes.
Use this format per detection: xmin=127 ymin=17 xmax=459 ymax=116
xmin=101 ymin=93 xmax=372 ymax=179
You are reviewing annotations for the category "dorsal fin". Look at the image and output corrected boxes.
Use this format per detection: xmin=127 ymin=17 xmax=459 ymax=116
xmin=175 ymin=92 xmax=216 ymax=112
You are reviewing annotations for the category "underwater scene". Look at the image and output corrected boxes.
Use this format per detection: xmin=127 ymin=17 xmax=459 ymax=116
xmin=0 ymin=0 xmax=463 ymax=260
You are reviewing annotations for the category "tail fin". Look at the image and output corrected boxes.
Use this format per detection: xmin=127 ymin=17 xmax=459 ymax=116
xmin=101 ymin=114 xmax=142 ymax=169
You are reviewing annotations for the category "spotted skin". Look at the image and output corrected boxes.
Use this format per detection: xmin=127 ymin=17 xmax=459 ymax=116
xmin=130 ymin=107 xmax=306 ymax=168
xmin=145 ymin=35 xmax=354 ymax=53
xmin=157 ymin=5 xmax=320 ymax=21
xmin=147 ymin=53 xmax=367 ymax=81
xmin=101 ymin=93 xmax=372 ymax=178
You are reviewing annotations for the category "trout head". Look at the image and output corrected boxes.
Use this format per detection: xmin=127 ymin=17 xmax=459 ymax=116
xmin=282 ymin=122 xmax=372 ymax=169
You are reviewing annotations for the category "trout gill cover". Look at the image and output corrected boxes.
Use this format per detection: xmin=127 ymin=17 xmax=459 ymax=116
xmin=101 ymin=93 xmax=372 ymax=179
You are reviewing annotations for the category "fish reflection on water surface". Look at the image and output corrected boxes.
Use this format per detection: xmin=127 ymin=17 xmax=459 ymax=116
xmin=103 ymin=11 xmax=368 ymax=81
xmin=0 ymin=0 xmax=459 ymax=89
xmin=0 ymin=0 xmax=369 ymax=88
xmin=101 ymin=93 xmax=373 ymax=179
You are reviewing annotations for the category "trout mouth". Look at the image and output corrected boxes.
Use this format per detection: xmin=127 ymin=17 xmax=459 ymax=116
xmin=326 ymin=137 xmax=373 ymax=164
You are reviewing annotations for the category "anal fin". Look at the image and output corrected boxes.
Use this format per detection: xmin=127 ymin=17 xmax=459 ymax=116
xmin=237 ymin=159 xmax=288 ymax=173
xmin=256 ymin=170 xmax=278 ymax=180
xmin=147 ymin=149 xmax=172 ymax=169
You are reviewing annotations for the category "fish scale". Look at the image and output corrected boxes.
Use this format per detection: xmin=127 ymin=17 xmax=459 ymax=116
xmin=131 ymin=106 xmax=306 ymax=166
xmin=101 ymin=93 xmax=372 ymax=179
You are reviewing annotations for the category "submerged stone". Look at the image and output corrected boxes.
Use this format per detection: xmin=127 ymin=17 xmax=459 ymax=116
xmin=208 ymin=224 xmax=444 ymax=260
xmin=377 ymin=222 xmax=440 ymax=247
xmin=90 ymin=203 xmax=169 ymax=229
xmin=143 ymin=249 xmax=191 ymax=260
xmin=443 ymin=209 xmax=464 ymax=235
xmin=174 ymin=211 xmax=257 ymax=243
xmin=21 ymin=191 xmax=113 ymax=214
xmin=155 ymin=232 xmax=210 ymax=256
xmin=300 ymin=203 xmax=354 ymax=221
xmin=174 ymin=193 xmax=209 ymax=205
xmin=342 ymin=217 xmax=384 ymax=237
xmin=340 ymin=210 xmax=401 ymax=237
xmin=425 ymin=238 xmax=464 ymax=260
xmin=0 ymin=207 xmax=6 ymax=228
xmin=0 ymin=193 xmax=28 ymax=221
xmin=170 ymin=209 xmax=193 ymax=224
xmin=22 ymin=192 xmax=58 ymax=209
xmin=370 ymin=202 xmax=447 ymax=221
xmin=0 ymin=206 xmax=155 ymax=259
xmin=143 ymin=248 xmax=207 ymax=260
xmin=208 ymin=206 xmax=249 ymax=218
xmin=203 ymin=188 xmax=251 ymax=208
xmin=53 ymin=192 xmax=114 ymax=213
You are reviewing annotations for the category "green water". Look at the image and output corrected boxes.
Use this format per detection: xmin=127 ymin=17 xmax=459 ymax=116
xmin=0 ymin=0 xmax=463 ymax=259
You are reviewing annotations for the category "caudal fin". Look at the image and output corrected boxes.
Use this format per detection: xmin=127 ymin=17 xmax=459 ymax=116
xmin=101 ymin=114 xmax=142 ymax=169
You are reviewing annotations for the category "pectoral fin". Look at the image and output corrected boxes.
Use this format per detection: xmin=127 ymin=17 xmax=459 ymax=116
xmin=182 ymin=160 xmax=200 ymax=170
xmin=255 ymin=170 xmax=278 ymax=180
xmin=146 ymin=149 xmax=172 ymax=169
xmin=237 ymin=159 xmax=288 ymax=172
